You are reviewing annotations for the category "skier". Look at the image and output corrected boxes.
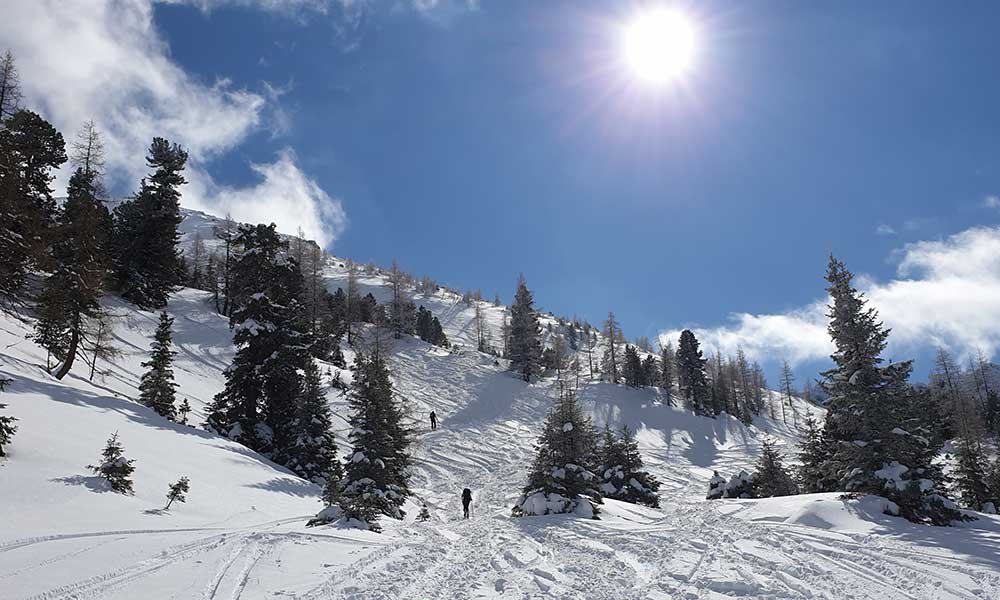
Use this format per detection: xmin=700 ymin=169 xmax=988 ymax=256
xmin=430 ymin=410 xmax=437 ymax=431
xmin=462 ymin=488 xmax=472 ymax=519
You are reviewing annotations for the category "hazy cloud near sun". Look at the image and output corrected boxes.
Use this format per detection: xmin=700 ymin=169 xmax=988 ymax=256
xmin=0 ymin=0 xmax=345 ymax=247
xmin=659 ymin=226 xmax=1000 ymax=366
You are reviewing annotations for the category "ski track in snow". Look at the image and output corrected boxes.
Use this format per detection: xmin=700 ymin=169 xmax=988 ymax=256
xmin=3 ymin=229 xmax=1000 ymax=599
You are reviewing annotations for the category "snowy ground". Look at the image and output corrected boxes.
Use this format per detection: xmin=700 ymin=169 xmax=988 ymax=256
xmin=2 ymin=230 xmax=1000 ymax=598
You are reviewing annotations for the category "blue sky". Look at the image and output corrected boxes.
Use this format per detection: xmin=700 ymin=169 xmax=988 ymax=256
xmin=6 ymin=1 xmax=1000 ymax=381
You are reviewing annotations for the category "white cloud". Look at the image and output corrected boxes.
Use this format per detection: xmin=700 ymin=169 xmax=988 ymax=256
xmin=659 ymin=226 xmax=1000 ymax=366
xmin=984 ymin=195 xmax=1000 ymax=209
xmin=184 ymin=149 xmax=347 ymax=246
xmin=1 ymin=0 xmax=345 ymax=246
xmin=163 ymin=0 xmax=332 ymax=17
xmin=876 ymin=224 xmax=897 ymax=236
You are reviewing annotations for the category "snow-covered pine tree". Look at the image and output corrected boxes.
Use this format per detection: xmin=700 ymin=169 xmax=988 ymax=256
xmin=0 ymin=376 xmax=17 ymax=457
xmin=88 ymin=432 xmax=135 ymax=494
xmin=206 ymin=224 xmax=310 ymax=462
xmin=752 ymin=439 xmax=797 ymax=498
xmin=512 ymin=387 xmax=601 ymax=518
xmin=818 ymin=256 xmax=964 ymax=525
xmin=507 ymin=274 xmax=543 ymax=382
xmin=706 ymin=471 xmax=726 ymax=499
xmin=0 ymin=108 xmax=66 ymax=311
xmin=723 ymin=470 xmax=753 ymax=499
xmin=953 ymin=438 xmax=990 ymax=511
xmin=111 ymin=137 xmax=187 ymax=309
xmin=289 ymin=359 xmax=342 ymax=485
xmin=164 ymin=476 xmax=190 ymax=510
xmin=660 ymin=342 xmax=675 ymax=406
xmin=676 ymin=330 xmax=709 ymax=415
xmin=138 ymin=312 xmax=178 ymax=420
xmin=598 ymin=425 xmax=661 ymax=507
xmin=335 ymin=351 xmax=412 ymax=531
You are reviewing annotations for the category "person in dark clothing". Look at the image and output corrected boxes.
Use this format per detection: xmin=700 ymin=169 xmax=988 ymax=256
xmin=462 ymin=488 xmax=472 ymax=518
xmin=430 ymin=411 xmax=437 ymax=431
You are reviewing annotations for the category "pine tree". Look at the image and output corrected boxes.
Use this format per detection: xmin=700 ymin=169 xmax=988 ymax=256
xmin=112 ymin=138 xmax=187 ymax=309
xmin=796 ymin=414 xmax=832 ymax=492
xmin=676 ymin=330 xmax=709 ymax=415
xmin=213 ymin=214 xmax=238 ymax=316
xmin=335 ymin=351 xmax=412 ymax=531
xmin=598 ymin=425 xmax=661 ymax=507
xmin=0 ymin=49 xmax=23 ymax=120
xmin=818 ymin=256 xmax=964 ymax=525
xmin=953 ymin=438 xmax=990 ymax=511
xmin=207 ymin=224 xmax=310 ymax=461
xmin=779 ymin=360 xmax=796 ymax=425
xmin=388 ymin=260 xmax=415 ymax=339
xmin=0 ymin=109 xmax=66 ymax=310
xmin=601 ymin=312 xmax=622 ymax=384
xmin=289 ymin=360 xmax=342 ymax=485
xmin=512 ymin=387 xmax=601 ymax=518
xmin=641 ymin=355 xmax=658 ymax=388
xmin=138 ymin=312 xmax=178 ymax=420
xmin=344 ymin=260 xmax=361 ymax=345
xmin=660 ymin=342 xmax=675 ymax=405
xmin=986 ymin=457 xmax=1000 ymax=513
xmin=929 ymin=348 xmax=974 ymax=442
xmin=0 ymin=376 xmax=17 ymax=457
xmin=622 ymin=345 xmax=642 ymax=387
xmin=88 ymin=432 xmax=135 ymax=494
xmin=36 ymin=153 xmax=112 ymax=380
xmin=177 ymin=398 xmax=192 ymax=425
xmin=164 ymin=476 xmax=190 ymax=510
xmin=752 ymin=439 xmax=797 ymax=498
xmin=430 ymin=316 xmax=449 ymax=348
xmin=507 ymin=274 xmax=543 ymax=382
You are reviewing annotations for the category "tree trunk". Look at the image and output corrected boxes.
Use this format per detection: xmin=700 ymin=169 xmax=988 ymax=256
xmin=54 ymin=325 xmax=80 ymax=380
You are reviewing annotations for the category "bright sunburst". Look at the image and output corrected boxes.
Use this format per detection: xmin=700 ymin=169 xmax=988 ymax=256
xmin=623 ymin=9 xmax=697 ymax=84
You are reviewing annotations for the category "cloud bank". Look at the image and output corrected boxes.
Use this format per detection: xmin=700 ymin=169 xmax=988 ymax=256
xmin=1 ymin=0 xmax=344 ymax=246
xmin=660 ymin=226 xmax=1000 ymax=366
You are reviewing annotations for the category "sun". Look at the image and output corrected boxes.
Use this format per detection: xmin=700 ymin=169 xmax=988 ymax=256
xmin=623 ymin=9 xmax=697 ymax=84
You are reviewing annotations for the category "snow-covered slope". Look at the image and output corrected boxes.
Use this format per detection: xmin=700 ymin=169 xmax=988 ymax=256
xmin=3 ymin=220 xmax=1000 ymax=598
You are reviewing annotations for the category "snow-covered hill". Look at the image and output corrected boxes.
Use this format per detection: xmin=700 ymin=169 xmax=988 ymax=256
xmin=2 ymin=216 xmax=1000 ymax=598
